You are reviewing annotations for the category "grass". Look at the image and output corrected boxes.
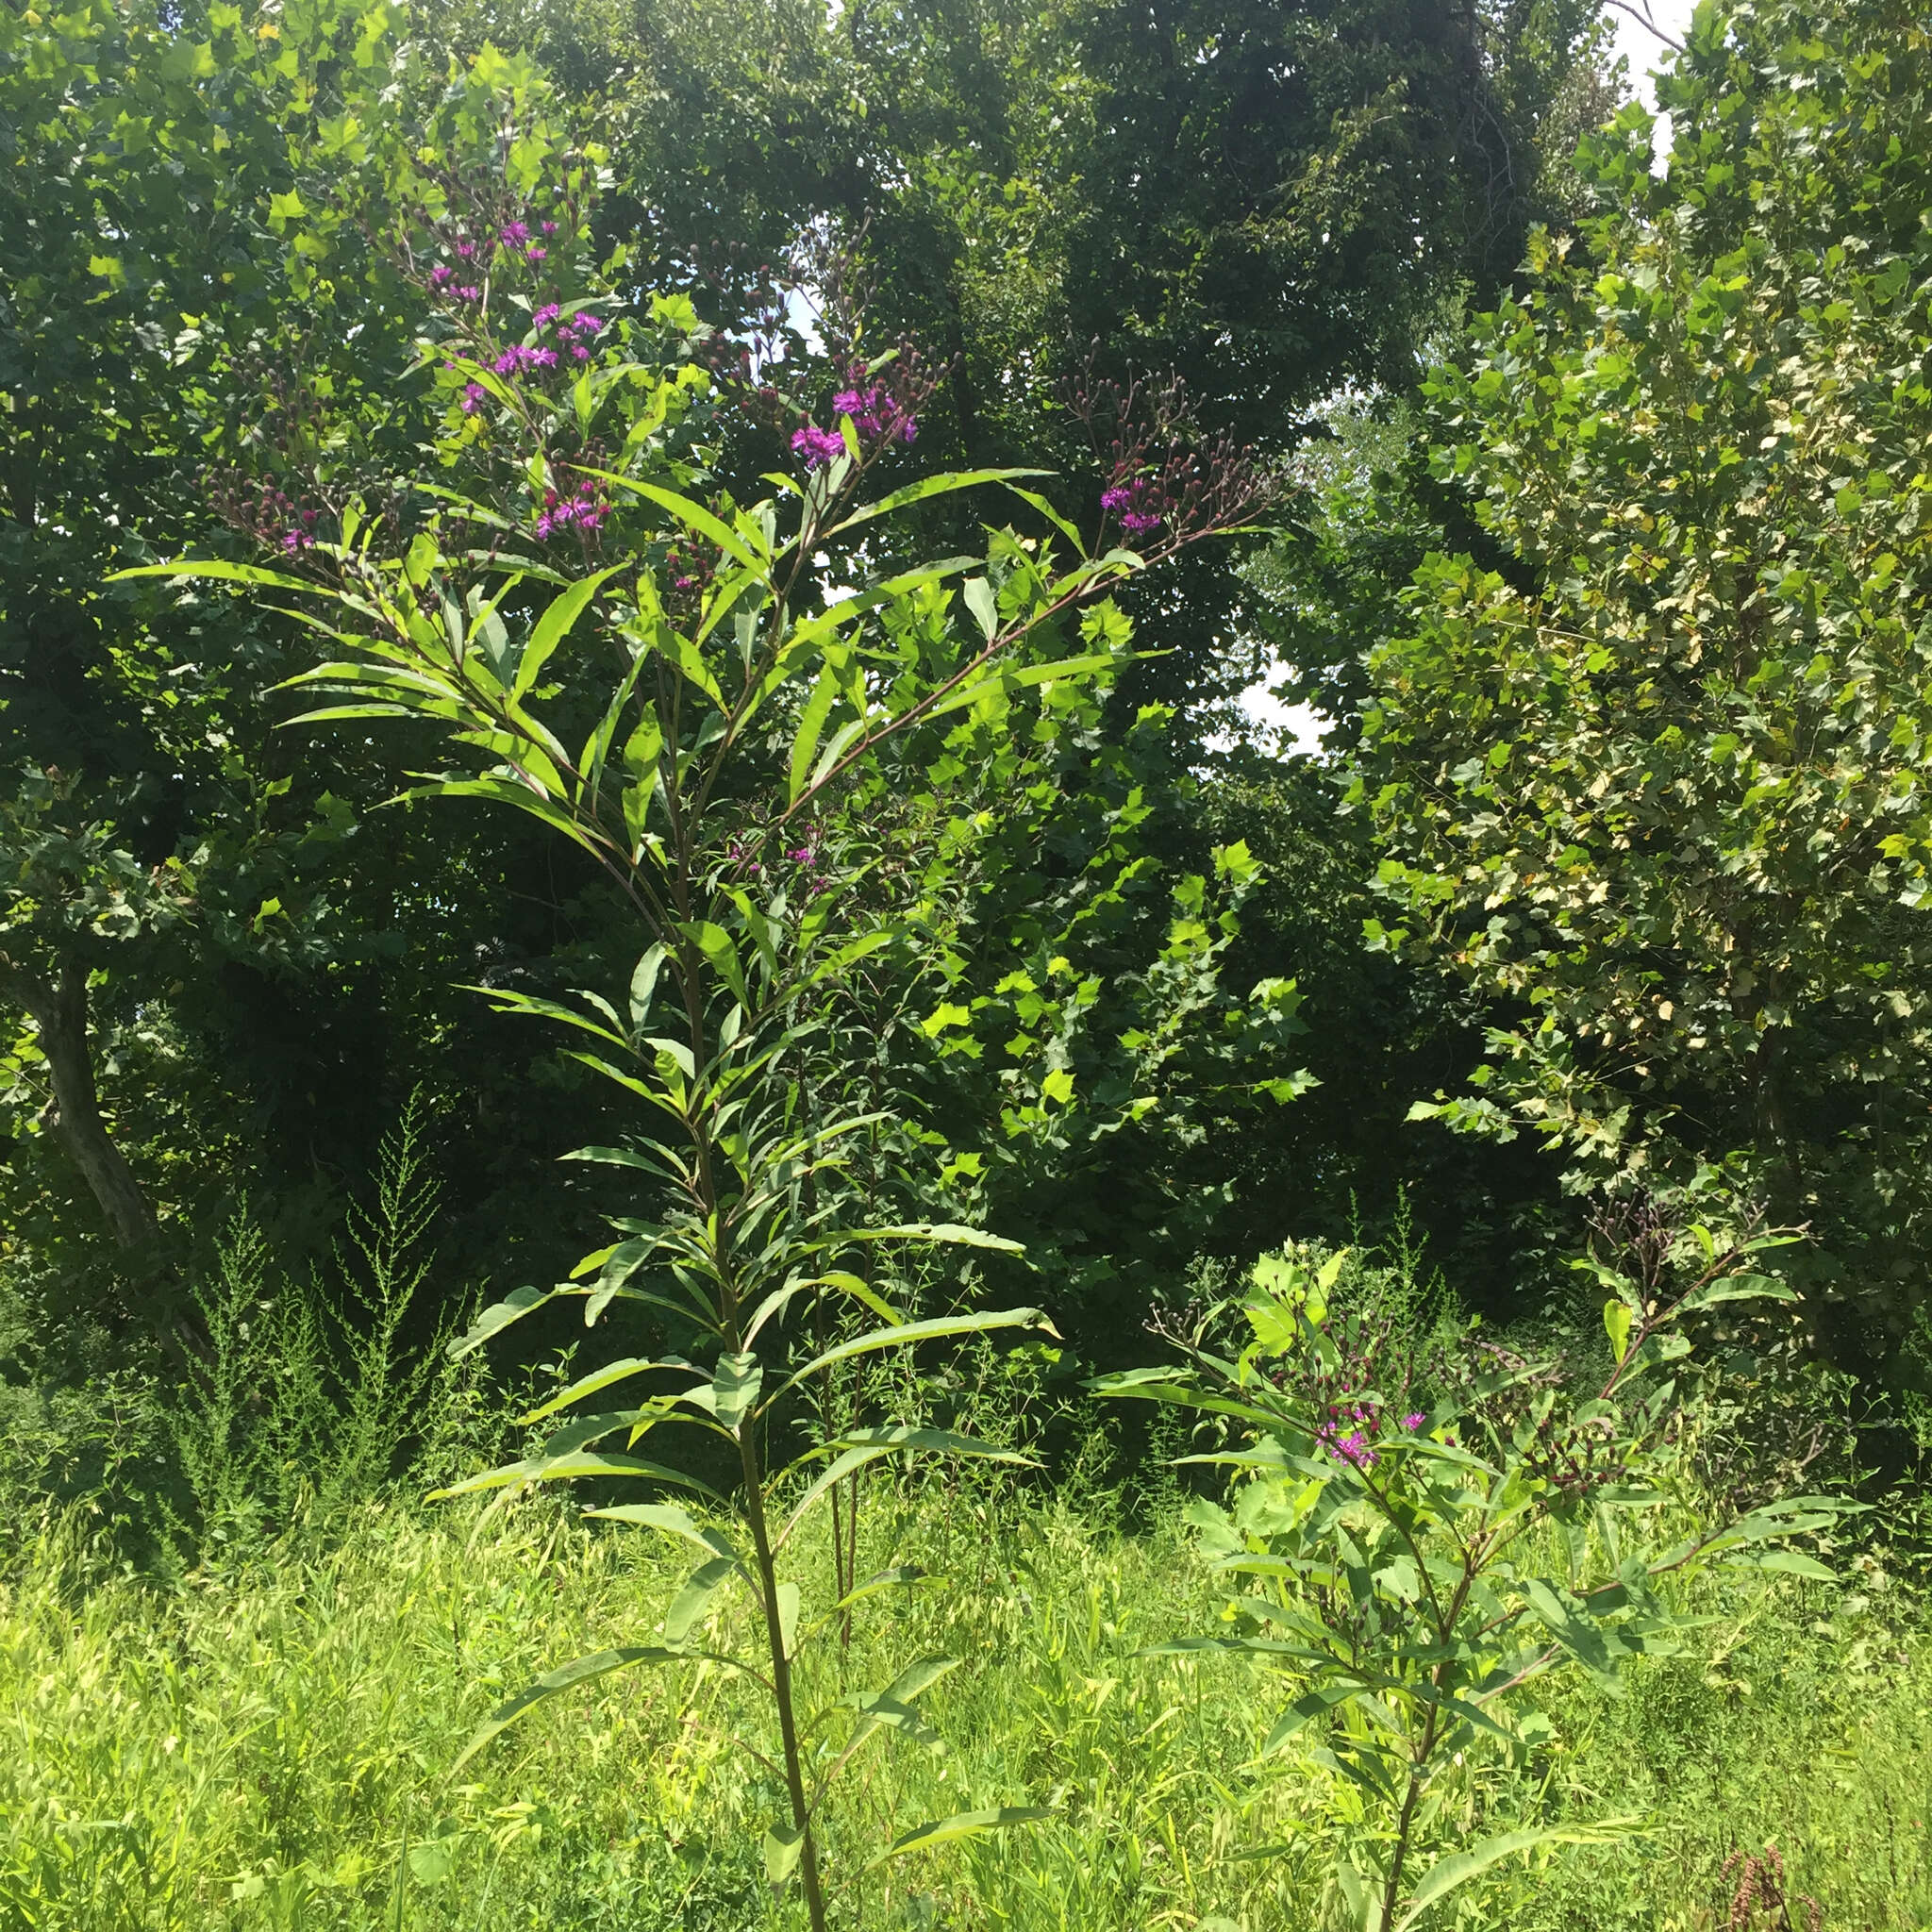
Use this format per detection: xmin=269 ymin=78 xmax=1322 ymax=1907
xmin=2 ymin=1465 xmax=1929 ymax=1932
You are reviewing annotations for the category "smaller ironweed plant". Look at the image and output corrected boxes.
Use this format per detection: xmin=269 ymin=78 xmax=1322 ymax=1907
xmin=1096 ymin=1224 xmax=1846 ymax=1932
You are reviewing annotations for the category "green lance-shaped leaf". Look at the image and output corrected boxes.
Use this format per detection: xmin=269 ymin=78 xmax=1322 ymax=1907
xmin=743 ymin=1271 xmax=904 ymax=1349
xmin=585 ymin=1501 xmax=741 ymax=1562
xmin=789 ymin=664 xmax=843 ymax=804
xmin=629 ymin=942 xmax=668 ymax=1029
xmin=711 ymin=1352 xmax=763 ymax=1431
xmin=774 ymin=1308 xmax=1051 ymax=1404
xmin=775 ymin=1582 xmax=801 ymax=1661
xmin=663 ymin=1556 xmax=743 ymax=1643
xmin=764 ymin=1820 xmax=807 ymax=1886
xmin=518 ymin=1356 xmax=701 ymax=1424
xmin=1520 ymin=1579 xmax=1633 ymax=1689
xmin=452 ymin=1647 xmax=687 ymax=1773
xmin=779 ymin=1428 xmax=1031 ymax=1545
xmin=575 ymin=472 xmax=765 ymax=572
xmin=1604 ymin=1298 xmax=1634 ymax=1364
xmin=819 ymin=466 xmax=1051 ymax=541
xmin=841 ymin=1654 xmax=960 ymax=1756
xmin=961 ymin=575 xmax=999 ymax=642
xmin=1671 ymin=1273 xmax=1799 ymax=1317
xmin=833 ymin=1565 xmax=928 ymax=1611
xmin=921 ymin=651 xmax=1128 ymax=724
xmin=428 ymin=1449 xmax=724 ymax=1503
xmin=517 ymin=564 xmax=622 ymax=698
xmin=447 ymin=1285 xmax=556 ymax=1359
xmin=1261 ymin=1680 xmax=1369 ymax=1757
xmin=1391 ymin=1819 xmax=1641 ymax=1932
xmin=877 ymin=1807 xmax=1051 ymax=1863
xmin=462 ymin=984 xmax=631 ymax=1050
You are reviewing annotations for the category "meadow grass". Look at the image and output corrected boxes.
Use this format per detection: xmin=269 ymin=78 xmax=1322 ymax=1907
xmin=0 ymin=1478 xmax=1927 ymax=1931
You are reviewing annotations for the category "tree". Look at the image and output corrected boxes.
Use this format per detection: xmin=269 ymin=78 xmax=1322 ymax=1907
xmin=1357 ymin=0 xmax=1932 ymax=1366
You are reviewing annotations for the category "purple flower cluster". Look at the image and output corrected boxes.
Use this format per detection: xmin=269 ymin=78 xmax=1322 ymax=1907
xmin=791 ymin=423 xmax=847 ymax=470
xmin=459 ymin=381 xmax=489 ymax=415
xmin=415 ymin=198 xmax=577 ymax=311
xmin=724 ymin=828 xmax=832 ymax=894
xmin=1101 ymin=476 xmax=1166 ymax=537
xmin=532 ymin=304 xmax=605 ymax=361
xmin=791 ymin=363 xmax=923 ymax=474
xmin=833 ymin=378 xmax=918 ymax=445
xmin=425 ymin=265 xmax=484 ymax=303
xmin=1307 ymin=1399 xmax=1427 ymax=1472
xmin=534 ymin=483 xmax=609 ymax=541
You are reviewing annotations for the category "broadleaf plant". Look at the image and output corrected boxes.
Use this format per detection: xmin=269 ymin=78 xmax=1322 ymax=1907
xmin=123 ymin=75 xmax=1274 ymax=1930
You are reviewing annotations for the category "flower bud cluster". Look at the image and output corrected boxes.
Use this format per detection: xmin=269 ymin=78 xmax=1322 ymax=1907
xmin=1068 ymin=368 xmax=1280 ymax=553
xmin=1260 ymin=1291 xmax=1426 ymax=1473
xmin=723 ymin=825 xmax=833 ymax=897
xmin=206 ymin=472 xmax=329 ymax=558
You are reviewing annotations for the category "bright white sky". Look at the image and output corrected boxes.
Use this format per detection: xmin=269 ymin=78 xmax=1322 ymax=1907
xmin=1604 ymin=0 xmax=1701 ymax=137
xmin=1241 ymin=0 xmax=1702 ymax=754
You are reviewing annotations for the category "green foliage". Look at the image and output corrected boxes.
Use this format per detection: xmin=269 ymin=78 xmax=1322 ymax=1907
xmin=1358 ymin=0 xmax=1932 ymax=1362
xmin=0 ymin=1483 xmax=1926 ymax=1930
xmin=1097 ymin=1227 xmax=1842 ymax=1928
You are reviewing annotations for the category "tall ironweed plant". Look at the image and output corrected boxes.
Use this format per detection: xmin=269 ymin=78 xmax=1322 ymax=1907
xmin=129 ymin=69 xmax=1274 ymax=1927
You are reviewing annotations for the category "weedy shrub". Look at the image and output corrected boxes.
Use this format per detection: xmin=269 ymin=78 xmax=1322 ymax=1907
xmin=164 ymin=1093 xmax=481 ymax=1550
xmin=1098 ymin=1219 xmax=1846 ymax=1931
xmin=127 ymin=70 xmax=1274 ymax=1930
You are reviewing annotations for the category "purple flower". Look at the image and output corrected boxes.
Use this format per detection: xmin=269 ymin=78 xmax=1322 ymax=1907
xmin=533 ymin=302 xmax=561 ymax=328
xmin=456 ymin=240 xmax=476 ymax=260
xmin=1403 ymin=1412 xmax=1425 ymax=1432
xmin=456 ymin=285 xmax=481 ymax=303
xmin=492 ymin=349 xmax=522 ymax=375
xmin=525 ymin=244 xmax=547 ymax=261
xmin=529 ymin=345 xmax=558 ymax=368
xmin=791 ymin=423 xmax=846 ymax=470
xmin=541 ymin=219 xmax=558 ymax=235
xmin=571 ymin=344 xmax=591 ymax=361
xmin=459 ymin=382 xmax=488 ymax=415
xmin=280 ymin=528 xmax=313 ymax=553
xmin=427 ymin=264 xmax=454 ymax=289
xmin=501 ymin=221 xmax=529 ymax=243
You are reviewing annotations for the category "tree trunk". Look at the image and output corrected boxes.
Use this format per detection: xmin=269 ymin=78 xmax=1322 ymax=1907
xmin=5 ymin=953 xmax=160 ymax=1248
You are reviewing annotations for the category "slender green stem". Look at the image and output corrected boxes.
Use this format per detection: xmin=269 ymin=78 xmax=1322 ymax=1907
xmin=735 ymin=1421 xmax=828 ymax=1932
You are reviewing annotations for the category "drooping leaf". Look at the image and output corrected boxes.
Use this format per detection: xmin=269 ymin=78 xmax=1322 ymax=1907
xmin=878 ymin=1807 xmax=1051 ymax=1861
xmin=451 ymin=1647 xmax=686 ymax=1773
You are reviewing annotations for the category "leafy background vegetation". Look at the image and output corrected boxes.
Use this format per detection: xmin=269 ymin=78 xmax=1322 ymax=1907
xmin=2 ymin=0 xmax=1930 ymax=1924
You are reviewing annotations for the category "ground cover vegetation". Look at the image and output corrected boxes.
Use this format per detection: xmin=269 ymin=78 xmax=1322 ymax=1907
xmin=2 ymin=0 xmax=1930 ymax=1924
